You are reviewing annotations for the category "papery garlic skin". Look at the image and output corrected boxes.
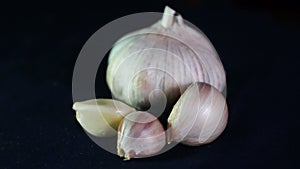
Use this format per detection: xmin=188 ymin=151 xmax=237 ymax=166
xmin=117 ymin=111 xmax=166 ymax=160
xmin=107 ymin=6 xmax=226 ymax=109
xmin=73 ymin=99 xmax=135 ymax=137
xmin=167 ymin=82 xmax=228 ymax=146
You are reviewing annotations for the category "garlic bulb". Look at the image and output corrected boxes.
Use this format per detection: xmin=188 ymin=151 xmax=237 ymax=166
xmin=107 ymin=6 xmax=226 ymax=109
xmin=73 ymin=99 xmax=135 ymax=137
xmin=167 ymin=82 xmax=228 ymax=146
xmin=117 ymin=111 xmax=166 ymax=160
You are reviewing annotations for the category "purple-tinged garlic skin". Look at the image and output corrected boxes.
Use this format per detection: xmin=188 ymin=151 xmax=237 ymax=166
xmin=106 ymin=6 xmax=226 ymax=110
xmin=117 ymin=111 xmax=166 ymax=160
xmin=167 ymin=82 xmax=228 ymax=146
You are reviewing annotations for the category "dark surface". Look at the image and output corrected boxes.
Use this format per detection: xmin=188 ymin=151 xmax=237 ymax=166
xmin=1 ymin=0 xmax=300 ymax=168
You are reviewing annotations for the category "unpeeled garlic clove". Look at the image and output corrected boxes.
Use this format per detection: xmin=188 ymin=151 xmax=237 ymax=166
xmin=117 ymin=111 xmax=166 ymax=160
xmin=73 ymin=99 xmax=135 ymax=137
xmin=167 ymin=82 xmax=228 ymax=146
xmin=106 ymin=6 xmax=226 ymax=110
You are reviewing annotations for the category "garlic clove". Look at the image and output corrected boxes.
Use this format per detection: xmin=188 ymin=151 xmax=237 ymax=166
xmin=117 ymin=111 xmax=166 ymax=160
xmin=106 ymin=6 xmax=226 ymax=110
xmin=167 ymin=82 xmax=228 ymax=146
xmin=73 ymin=99 xmax=135 ymax=137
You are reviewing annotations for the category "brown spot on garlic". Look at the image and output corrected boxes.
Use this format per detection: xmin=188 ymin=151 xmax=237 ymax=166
xmin=167 ymin=82 xmax=228 ymax=146
xmin=117 ymin=111 xmax=166 ymax=160
xmin=72 ymin=99 xmax=135 ymax=137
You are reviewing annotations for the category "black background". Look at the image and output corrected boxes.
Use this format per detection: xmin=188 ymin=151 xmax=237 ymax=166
xmin=1 ymin=0 xmax=300 ymax=168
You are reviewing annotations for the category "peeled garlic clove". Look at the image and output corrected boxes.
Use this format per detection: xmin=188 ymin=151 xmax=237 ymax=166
xmin=107 ymin=6 xmax=226 ymax=109
xmin=117 ymin=111 xmax=166 ymax=160
xmin=72 ymin=99 xmax=135 ymax=137
xmin=167 ymin=82 xmax=228 ymax=146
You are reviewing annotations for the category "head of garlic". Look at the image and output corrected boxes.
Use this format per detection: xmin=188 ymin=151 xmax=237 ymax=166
xmin=106 ymin=6 xmax=226 ymax=110
xmin=167 ymin=82 xmax=228 ymax=146
xmin=73 ymin=99 xmax=135 ymax=137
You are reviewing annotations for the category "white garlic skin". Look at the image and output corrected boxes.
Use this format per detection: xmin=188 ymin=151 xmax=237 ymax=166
xmin=117 ymin=111 xmax=166 ymax=160
xmin=167 ymin=82 xmax=228 ymax=146
xmin=106 ymin=6 xmax=226 ymax=110
xmin=72 ymin=99 xmax=135 ymax=137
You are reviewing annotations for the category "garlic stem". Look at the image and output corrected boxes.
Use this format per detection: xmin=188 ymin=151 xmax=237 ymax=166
xmin=176 ymin=14 xmax=183 ymax=25
xmin=161 ymin=6 xmax=176 ymax=28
